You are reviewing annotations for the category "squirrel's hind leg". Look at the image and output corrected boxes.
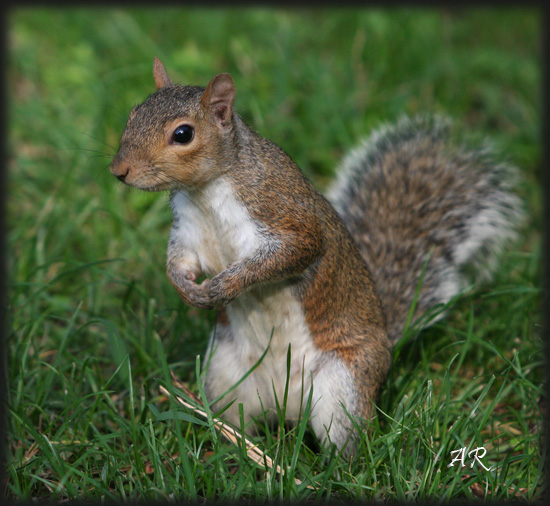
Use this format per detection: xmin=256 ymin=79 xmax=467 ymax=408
xmin=308 ymin=355 xmax=363 ymax=456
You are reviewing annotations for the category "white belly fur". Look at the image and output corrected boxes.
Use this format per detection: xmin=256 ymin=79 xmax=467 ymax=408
xmin=205 ymin=282 xmax=324 ymax=423
xmin=169 ymin=179 xmax=330 ymax=424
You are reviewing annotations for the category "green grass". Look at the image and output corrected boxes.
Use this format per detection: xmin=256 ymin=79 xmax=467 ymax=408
xmin=5 ymin=6 xmax=544 ymax=502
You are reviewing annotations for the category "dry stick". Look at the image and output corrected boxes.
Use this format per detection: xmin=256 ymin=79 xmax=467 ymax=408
xmin=160 ymin=374 xmax=314 ymax=489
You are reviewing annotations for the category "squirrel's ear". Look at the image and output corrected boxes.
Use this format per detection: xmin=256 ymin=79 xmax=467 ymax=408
xmin=201 ymin=73 xmax=235 ymax=128
xmin=153 ymin=57 xmax=173 ymax=89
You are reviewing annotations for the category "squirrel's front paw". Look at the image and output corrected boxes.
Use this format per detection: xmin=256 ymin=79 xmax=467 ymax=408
xmin=167 ymin=264 xmax=217 ymax=310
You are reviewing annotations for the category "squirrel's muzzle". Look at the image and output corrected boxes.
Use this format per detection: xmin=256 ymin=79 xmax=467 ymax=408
xmin=110 ymin=154 xmax=130 ymax=183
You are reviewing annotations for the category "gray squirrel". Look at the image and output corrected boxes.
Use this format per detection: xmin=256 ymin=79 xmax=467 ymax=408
xmin=110 ymin=58 xmax=522 ymax=455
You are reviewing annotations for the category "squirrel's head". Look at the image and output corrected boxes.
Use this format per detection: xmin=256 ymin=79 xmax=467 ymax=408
xmin=110 ymin=57 xmax=236 ymax=190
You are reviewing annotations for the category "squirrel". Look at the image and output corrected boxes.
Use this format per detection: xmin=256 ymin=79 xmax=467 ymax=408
xmin=110 ymin=57 xmax=522 ymax=456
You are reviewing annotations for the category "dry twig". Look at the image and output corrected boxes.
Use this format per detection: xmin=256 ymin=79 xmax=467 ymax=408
xmin=160 ymin=372 xmax=313 ymax=489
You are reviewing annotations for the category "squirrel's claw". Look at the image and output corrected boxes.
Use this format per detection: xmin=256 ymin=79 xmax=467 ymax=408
xmin=167 ymin=264 xmax=218 ymax=310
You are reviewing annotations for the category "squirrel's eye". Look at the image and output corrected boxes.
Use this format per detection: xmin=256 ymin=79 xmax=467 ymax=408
xmin=172 ymin=124 xmax=194 ymax=144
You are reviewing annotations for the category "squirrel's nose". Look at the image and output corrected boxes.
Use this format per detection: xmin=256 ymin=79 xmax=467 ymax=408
xmin=110 ymin=157 xmax=130 ymax=182
xmin=115 ymin=171 xmax=128 ymax=182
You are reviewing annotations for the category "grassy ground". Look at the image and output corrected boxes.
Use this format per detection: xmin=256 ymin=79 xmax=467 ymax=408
xmin=5 ymin=6 xmax=544 ymax=502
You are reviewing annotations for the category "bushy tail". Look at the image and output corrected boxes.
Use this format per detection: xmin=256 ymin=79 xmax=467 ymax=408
xmin=327 ymin=115 xmax=523 ymax=344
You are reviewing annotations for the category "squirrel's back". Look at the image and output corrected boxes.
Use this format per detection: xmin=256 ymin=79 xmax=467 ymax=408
xmin=327 ymin=115 xmax=523 ymax=344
